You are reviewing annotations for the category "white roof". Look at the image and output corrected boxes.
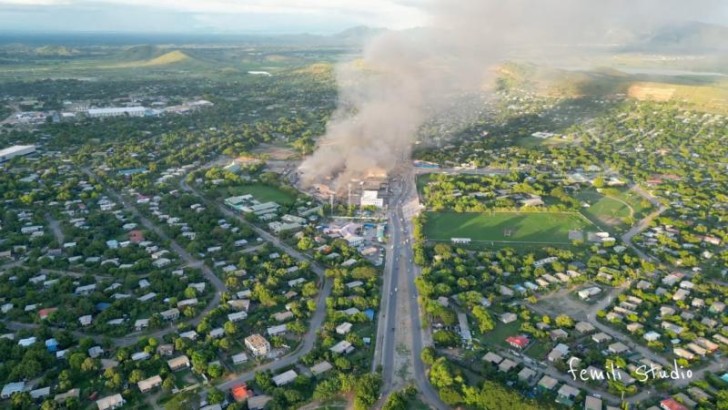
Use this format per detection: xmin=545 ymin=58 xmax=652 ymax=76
xmin=0 ymin=145 xmax=35 ymax=157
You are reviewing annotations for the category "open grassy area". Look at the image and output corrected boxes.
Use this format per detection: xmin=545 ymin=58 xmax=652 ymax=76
xmin=575 ymin=190 xmax=632 ymax=228
xmin=218 ymin=183 xmax=297 ymax=205
xmin=424 ymin=211 xmax=590 ymax=244
xmin=480 ymin=320 xmax=522 ymax=349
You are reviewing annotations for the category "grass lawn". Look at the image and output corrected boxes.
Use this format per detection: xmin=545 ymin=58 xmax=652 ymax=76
xmin=575 ymin=190 xmax=632 ymax=228
xmin=524 ymin=341 xmax=551 ymax=361
xmin=218 ymin=183 xmax=297 ymax=205
xmin=480 ymin=320 xmax=522 ymax=349
xmin=424 ymin=211 xmax=589 ymax=244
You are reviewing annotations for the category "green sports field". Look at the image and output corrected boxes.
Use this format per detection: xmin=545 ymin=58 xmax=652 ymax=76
xmin=424 ymin=211 xmax=590 ymax=243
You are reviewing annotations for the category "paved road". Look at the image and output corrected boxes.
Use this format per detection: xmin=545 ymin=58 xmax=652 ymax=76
xmin=176 ymin=176 xmax=335 ymax=391
xmin=376 ymin=166 xmax=448 ymax=409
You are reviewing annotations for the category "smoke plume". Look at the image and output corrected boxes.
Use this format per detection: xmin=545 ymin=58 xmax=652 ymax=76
xmin=298 ymin=0 xmax=726 ymax=189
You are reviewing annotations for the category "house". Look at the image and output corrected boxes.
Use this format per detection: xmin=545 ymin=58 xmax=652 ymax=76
xmin=232 ymin=352 xmax=249 ymax=365
xmin=517 ymin=367 xmax=537 ymax=384
xmin=547 ymin=343 xmax=570 ymax=362
xmin=644 ymin=331 xmax=661 ymax=342
xmin=673 ymin=348 xmax=695 ymax=360
xmin=167 ymin=355 xmax=191 ymax=371
xmin=30 ymin=386 xmax=51 ymax=400
xmin=87 ymin=345 xmax=103 ymax=358
xmin=18 ymin=337 xmax=36 ymax=347
xmin=576 ymin=322 xmax=595 ymax=334
xmin=138 ymin=375 xmax=162 ymax=393
xmin=267 ymin=324 xmax=287 ymax=336
xmin=584 ymin=396 xmax=602 ymax=410
xmin=592 ymin=332 xmax=612 ymax=343
xmin=310 ymin=361 xmax=334 ymax=376
xmin=231 ymin=384 xmax=252 ymax=403
xmin=537 ymin=375 xmax=559 ymax=391
xmin=330 ymin=340 xmax=355 ymax=354
xmin=336 ymin=322 xmax=354 ymax=335
xmin=270 ymin=311 xmax=293 ymax=323
xmin=660 ymin=398 xmax=688 ymax=410
xmin=498 ymin=359 xmax=517 ymax=372
xmin=556 ymin=384 xmax=580 ymax=406
xmin=578 ymin=287 xmax=602 ymax=300
xmin=608 ymin=342 xmax=629 ymax=355
xmin=506 ymin=335 xmax=529 ymax=349
xmin=209 ymin=328 xmax=224 ymax=339
xmin=627 ymin=323 xmax=644 ymax=333
xmin=228 ymin=311 xmax=248 ymax=322
xmin=245 ymin=334 xmax=271 ymax=357
xmin=483 ymin=352 xmax=503 ymax=365
xmin=96 ymin=393 xmax=125 ymax=410
xmin=160 ymin=308 xmax=180 ymax=321
xmin=228 ymin=299 xmax=250 ymax=311
xmin=272 ymin=370 xmax=298 ymax=387
xmin=135 ymin=318 xmax=150 ymax=331
xmin=132 ymin=351 xmax=151 ymax=361
xmin=38 ymin=307 xmax=58 ymax=320
xmin=248 ymin=395 xmax=273 ymax=410
xmin=550 ymin=329 xmax=568 ymax=341
xmin=500 ymin=312 xmax=517 ymax=324
xmin=54 ymin=388 xmax=80 ymax=403
xmin=157 ymin=344 xmax=174 ymax=356
xmin=1 ymin=382 xmax=25 ymax=399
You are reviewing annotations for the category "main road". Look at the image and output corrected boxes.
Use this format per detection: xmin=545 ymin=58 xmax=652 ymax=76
xmin=375 ymin=165 xmax=448 ymax=409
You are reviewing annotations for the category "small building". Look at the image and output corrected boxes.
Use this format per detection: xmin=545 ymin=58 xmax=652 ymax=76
xmin=245 ymin=334 xmax=271 ymax=357
xmin=608 ymin=342 xmax=629 ymax=355
xmin=167 ymin=355 xmax=191 ymax=371
xmin=537 ymin=375 xmax=558 ymax=391
xmin=330 ymin=340 xmax=355 ymax=354
xmin=506 ymin=335 xmax=529 ymax=349
xmin=248 ymin=395 xmax=273 ymax=410
xmin=336 ymin=322 xmax=353 ymax=335
xmin=138 ymin=375 xmax=162 ymax=393
xmin=310 ymin=361 xmax=334 ymax=376
xmin=483 ymin=352 xmax=503 ymax=365
xmin=96 ymin=393 xmax=125 ymax=410
xmin=272 ymin=370 xmax=297 ymax=387
xmin=584 ymin=395 xmax=603 ymax=410
xmin=500 ymin=312 xmax=517 ymax=324
xmin=498 ymin=358 xmax=517 ymax=372
xmin=1 ymin=382 xmax=25 ymax=399
xmin=232 ymin=352 xmax=249 ymax=365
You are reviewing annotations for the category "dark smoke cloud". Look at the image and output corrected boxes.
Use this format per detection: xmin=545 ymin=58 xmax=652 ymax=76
xmin=299 ymin=0 xmax=726 ymax=188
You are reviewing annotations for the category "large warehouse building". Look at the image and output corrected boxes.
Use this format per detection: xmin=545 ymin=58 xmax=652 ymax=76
xmin=87 ymin=107 xmax=148 ymax=118
xmin=0 ymin=145 xmax=36 ymax=163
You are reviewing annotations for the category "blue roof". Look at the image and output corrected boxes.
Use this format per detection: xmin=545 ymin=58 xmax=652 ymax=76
xmin=721 ymin=373 xmax=728 ymax=383
xmin=364 ymin=309 xmax=375 ymax=320
xmin=96 ymin=302 xmax=111 ymax=311
xmin=45 ymin=338 xmax=58 ymax=346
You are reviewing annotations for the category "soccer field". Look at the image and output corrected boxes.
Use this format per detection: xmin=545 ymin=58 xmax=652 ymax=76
xmin=424 ymin=211 xmax=590 ymax=243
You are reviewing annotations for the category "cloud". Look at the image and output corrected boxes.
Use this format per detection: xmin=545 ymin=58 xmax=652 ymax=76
xmin=0 ymin=0 xmax=429 ymax=31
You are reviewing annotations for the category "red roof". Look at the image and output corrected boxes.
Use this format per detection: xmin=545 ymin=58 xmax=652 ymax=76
xmin=128 ymin=230 xmax=145 ymax=244
xmin=506 ymin=335 xmax=529 ymax=348
xmin=231 ymin=384 xmax=251 ymax=402
xmin=39 ymin=307 xmax=58 ymax=319
xmin=660 ymin=399 xmax=688 ymax=410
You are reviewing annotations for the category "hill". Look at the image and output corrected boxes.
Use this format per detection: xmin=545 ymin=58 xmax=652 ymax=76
xmin=628 ymin=22 xmax=728 ymax=53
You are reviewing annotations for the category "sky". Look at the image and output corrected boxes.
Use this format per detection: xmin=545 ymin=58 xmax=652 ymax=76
xmin=0 ymin=0 xmax=431 ymax=34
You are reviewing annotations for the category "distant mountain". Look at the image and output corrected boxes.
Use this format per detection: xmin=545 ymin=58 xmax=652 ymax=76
xmin=629 ymin=22 xmax=728 ymax=53
xmin=115 ymin=45 xmax=166 ymax=61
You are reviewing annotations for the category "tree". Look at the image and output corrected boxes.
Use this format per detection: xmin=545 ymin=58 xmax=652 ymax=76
xmin=354 ymin=374 xmax=381 ymax=410
xmin=471 ymin=306 xmax=495 ymax=333
xmin=421 ymin=346 xmax=437 ymax=366
xmin=129 ymin=369 xmax=145 ymax=383
xmin=554 ymin=314 xmax=574 ymax=328
xmin=207 ymin=388 xmax=224 ymax=404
